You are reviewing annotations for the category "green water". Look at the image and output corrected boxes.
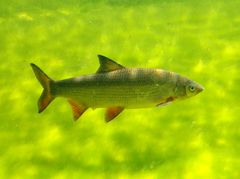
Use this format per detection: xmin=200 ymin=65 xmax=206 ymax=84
xmin=1 ymin=0 xmax=240 ymax=178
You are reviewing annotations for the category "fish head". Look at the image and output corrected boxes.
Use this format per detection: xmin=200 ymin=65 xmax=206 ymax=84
xmin=175 ymin=76 xmax=204 ymax=100
xmin=185 ymin=80 xmax=204 ymax=98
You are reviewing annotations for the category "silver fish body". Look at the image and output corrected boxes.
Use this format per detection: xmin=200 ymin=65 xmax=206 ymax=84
xmin=31 ymin=55 xmax=204 ymax=122
xmin=54 ymin=68 xmax=185 ymax=108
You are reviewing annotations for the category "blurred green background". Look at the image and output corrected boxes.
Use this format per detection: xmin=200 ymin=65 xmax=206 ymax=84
xmin=0 ymin=0 xmax=240 ymax=178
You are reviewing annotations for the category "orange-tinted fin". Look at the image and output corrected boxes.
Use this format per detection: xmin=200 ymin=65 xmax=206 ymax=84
xmin=30 ymin=63 xmax=55 ymax=113
xmin=156 ymin=96 xmax=175 ymax=108
xmin=68 ymin=99 xmax=88 ymax=121
xmin=38 ymin=90 xmax=54 ymax=113
xmin=105 ymin=107 xmax=124 ymax=122
xmin=97 ymin=55 xmax=125 ymax=73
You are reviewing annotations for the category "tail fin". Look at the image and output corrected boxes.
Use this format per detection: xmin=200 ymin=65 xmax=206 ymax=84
xmin=30 ymin=63 xmax=55 ymax=113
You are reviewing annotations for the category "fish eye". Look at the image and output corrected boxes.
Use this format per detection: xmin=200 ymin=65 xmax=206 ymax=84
xmin=189 ymin=85 xmax=195 ymax=92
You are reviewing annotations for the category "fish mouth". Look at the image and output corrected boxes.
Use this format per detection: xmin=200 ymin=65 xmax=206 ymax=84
xmin=197 ymin=84 xmax=204 ymax=92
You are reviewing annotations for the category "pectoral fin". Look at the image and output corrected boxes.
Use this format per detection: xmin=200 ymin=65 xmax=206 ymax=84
xmin=68 ymin=99 xmax=88 ymax=121
xmin=105 ymin=107 xmax=124 ymax=122
xmin=97 ymin=55 xmax=125 ymax=73
xmin=156 ymin=101 xmax=172 ymax=108
xmin=156 ymin=96 xmax=175 ymax=108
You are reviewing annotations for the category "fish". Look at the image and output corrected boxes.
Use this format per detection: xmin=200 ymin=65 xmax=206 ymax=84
xmin=30 ymin=55 xmax=204 ymax=122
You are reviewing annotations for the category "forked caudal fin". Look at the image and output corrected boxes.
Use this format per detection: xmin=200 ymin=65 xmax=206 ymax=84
xmin=30 ymin=63 xmax=55 ymax=113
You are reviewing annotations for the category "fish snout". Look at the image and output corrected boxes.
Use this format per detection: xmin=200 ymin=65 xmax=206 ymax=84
xmin=197 ymin=84 xmax=204 ymax=93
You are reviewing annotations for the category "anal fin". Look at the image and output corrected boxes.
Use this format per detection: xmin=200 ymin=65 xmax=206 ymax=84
xmin=105 ymin=107 xmax=124 ymax=122
xmin=68 ymin=99 xmax=88 ymax=121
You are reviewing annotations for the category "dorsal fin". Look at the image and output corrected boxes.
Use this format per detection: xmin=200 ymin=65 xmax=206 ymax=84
xmin=97 ymin=55 xmax=125 ymax=73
